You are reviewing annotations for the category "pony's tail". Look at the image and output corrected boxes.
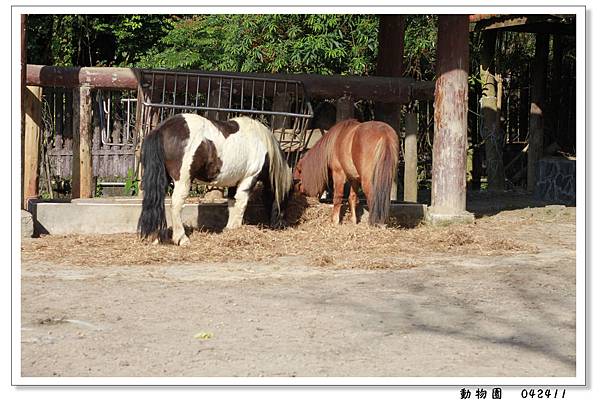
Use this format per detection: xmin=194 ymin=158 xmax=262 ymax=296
xmin=137 ymin=130 xmax=169 ymax=241
xmin=255 ymin=121 xmax=292 ymax=212
xmin=369 ymin=134 xmax=399 ymax=226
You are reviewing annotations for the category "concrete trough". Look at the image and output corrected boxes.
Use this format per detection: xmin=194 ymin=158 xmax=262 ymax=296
xmin=29 ymin=197 xmax=428 ymax=236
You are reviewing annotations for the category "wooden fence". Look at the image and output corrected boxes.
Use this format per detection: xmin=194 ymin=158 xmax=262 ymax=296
xmin=42 ymin=88 xmax=136 ymax=181
xmin=23 ymin=64 xmax=435 ymax=207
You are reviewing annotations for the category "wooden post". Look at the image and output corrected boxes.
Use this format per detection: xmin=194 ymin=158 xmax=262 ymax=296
xmin=375 ymin=15 xmax=405 ymax=134
xmin=335 ymin=95 xmax=354 ymax=122
xmin=23 ymin=86 xmax=42 ymax=209
xmin=72 ymin=85 xmax=93 ymax=198
xmin=429 ymin=15 xmax=473 ymax=223
xmin=527 ymin=33 xmax=549 ymax=192
xmin=480 ymin=30 xmax=505 ymax=191
xmin=21 ymin=14 xmax=28 ymax=209
xmin=403 ymin=112 xmax=418 ymax=202
xmin=549 ymin=35 xmax=564 ymax=146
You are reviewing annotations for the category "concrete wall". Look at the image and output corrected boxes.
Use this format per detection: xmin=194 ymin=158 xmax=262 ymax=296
xmin=30 ymin=198 xmax=428 ymax=236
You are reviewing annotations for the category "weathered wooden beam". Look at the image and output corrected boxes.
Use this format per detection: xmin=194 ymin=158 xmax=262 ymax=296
xmin=27 ymin=64 xmax=138 ymax=90
xmin=470 ymin=15 xmax=575 ymax=36
xmin=72 ymin=85 xmax=93 ymax=199
xmin=23 ymin=86 xmax=42 ymax=209
xmin=26 ymin=64 xmax=435 ymax=103
xmin=403 ymin=112 xmax=418 ymax=202
xmin=480 ymin=30 xmax=506 ymax=191
xmin=430 ymin=15 xmax=472 ymax=222
xmin=527 ymin=33 xmax=550 ymax=191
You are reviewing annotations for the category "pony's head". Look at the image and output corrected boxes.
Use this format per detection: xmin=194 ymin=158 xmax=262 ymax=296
xmin=292 ymin=158 xmax=305 ymax=194
xmin=292 ymin=154 xmax=326 ymax=198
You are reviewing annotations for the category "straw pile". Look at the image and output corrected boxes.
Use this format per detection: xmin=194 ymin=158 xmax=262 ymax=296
xmin=21 ymin=196 xmax=538 ymax=269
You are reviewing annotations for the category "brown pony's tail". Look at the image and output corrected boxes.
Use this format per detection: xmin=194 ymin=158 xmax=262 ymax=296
xmin=369 ymin=133 xmax=399 ymax=226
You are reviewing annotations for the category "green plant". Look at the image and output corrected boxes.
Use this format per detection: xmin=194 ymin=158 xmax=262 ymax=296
xmin=95 ymin=181 xmax=103 ymax=197
xmin=124 ymin=168 xmax=140 ymax=196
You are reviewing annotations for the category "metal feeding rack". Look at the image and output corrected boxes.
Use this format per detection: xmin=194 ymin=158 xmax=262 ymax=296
xmin=138 ymin=69 xmax=314 ymax=167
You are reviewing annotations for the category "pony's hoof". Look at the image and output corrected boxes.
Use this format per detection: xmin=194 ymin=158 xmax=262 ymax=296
xmin=152 ymin=238 xmax=160 ymax=245
xmin=270 ymin=220 xmax=286 ymax=230
xmin=177 ymin=235 xmax=190 ymax=246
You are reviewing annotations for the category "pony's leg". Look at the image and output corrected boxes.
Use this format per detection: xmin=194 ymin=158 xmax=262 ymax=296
xmin=225 ymin=176 xmax=255 ymax=230
xmin=331 ymin=170 xmax=346 ymax=225
xmin=360 ymin=177 xmax=376 ymax=225
xmin=348 ymin=180 xmax=360 ymax=224
xmin=171 ymin=178 xmax=191 ymax=246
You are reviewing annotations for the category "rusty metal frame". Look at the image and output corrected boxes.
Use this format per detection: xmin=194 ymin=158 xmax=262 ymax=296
xmin=138 ymin=69 xmax=314 ymax=167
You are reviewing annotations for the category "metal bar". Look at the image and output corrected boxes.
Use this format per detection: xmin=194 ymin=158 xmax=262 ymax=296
xmin=195 ymin=74 xmax=201 ymax=108
xmin=228 ymin=78 xmax=234 ymax=109
xmin=250 ymin=80 xmax=255 ymax=110
xmin=161 ymin=73 xmax=167 ymax=121
xmin=184 ymin=74 xmax=189 ymax=108
xmin=142 ymin=101 xmax=312 ymax=119
xmin=206 ymin=77 xmax=211 ymax=109
xmin=240 ymin=78 xmax=245 ymax=110
xmin=261 ymin=80 xmax=266 ymax=111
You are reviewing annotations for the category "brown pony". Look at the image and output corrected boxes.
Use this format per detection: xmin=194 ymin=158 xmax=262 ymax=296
xmin=293 ymin=119 xmax=399 ymax=226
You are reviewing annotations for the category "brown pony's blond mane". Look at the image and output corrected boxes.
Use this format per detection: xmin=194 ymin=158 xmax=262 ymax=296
xmin=299 ymin=119 xmax=360 ymax=197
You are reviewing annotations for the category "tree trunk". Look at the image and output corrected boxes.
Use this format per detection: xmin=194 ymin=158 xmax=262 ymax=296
xmin=430 ymin=15 xmax=471 ymax=218
xmin=527 ymin=33 xmax=549 ymax=192
xmin=549 ymin=35 xmax=564 ymax=147
xmin=480 ymin=30 xmax=505 ymax=191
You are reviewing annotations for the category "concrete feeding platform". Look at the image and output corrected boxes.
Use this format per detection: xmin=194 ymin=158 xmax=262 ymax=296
xmin=29 ymin=197 xmax=428 ymax=236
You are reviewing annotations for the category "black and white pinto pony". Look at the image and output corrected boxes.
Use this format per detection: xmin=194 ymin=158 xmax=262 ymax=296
xmin=138 ymin=113 xmax=292 ymax=245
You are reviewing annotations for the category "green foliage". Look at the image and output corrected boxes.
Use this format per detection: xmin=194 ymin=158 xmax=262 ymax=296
xmin=124 ymin=168 xmax=139 ymax=196
xmin=95 ymin=181 xmax=103 ymax=197
xmin=26 ymin=14 xmax=442 ymax=79
xmin=403 ymin=15 xmax=438 ymax=80
xmin=138 ymin=14 xmax=379 ymax=75
xmin=27 ymin=15 xmax=173 ymax=67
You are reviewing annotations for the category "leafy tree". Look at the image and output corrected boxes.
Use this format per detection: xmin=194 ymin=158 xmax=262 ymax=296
xmin=138 ymin=15 xmax=379 ymax=75
xmin=403 ymin=15 xmax=437 ymax=80
xmin=26 ymin=15 xmax=173 ymax=67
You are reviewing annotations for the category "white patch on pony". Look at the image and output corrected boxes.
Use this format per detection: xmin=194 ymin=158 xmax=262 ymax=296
xmin=213 ymin=117 xmax=268 ymax=187
xmin=170 ymin=114 xmax=217 ymax=244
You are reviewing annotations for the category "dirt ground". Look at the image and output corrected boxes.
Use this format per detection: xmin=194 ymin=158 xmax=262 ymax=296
xmin=20 ymin=191 xmax=576 ymax=378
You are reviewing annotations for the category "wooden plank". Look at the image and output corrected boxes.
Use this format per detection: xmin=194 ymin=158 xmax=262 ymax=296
xmin=403 ymin=112 xmax=418 ymax=202
xmin=23 ymin=86 xmax=42 ymax=209
xmin=527 ymin=33 xmax=550 ymax=191
xmin=72 ymin=85 xmax=93 ymax=198
xmin=431 ymin=15 xmax=470 ymax=214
